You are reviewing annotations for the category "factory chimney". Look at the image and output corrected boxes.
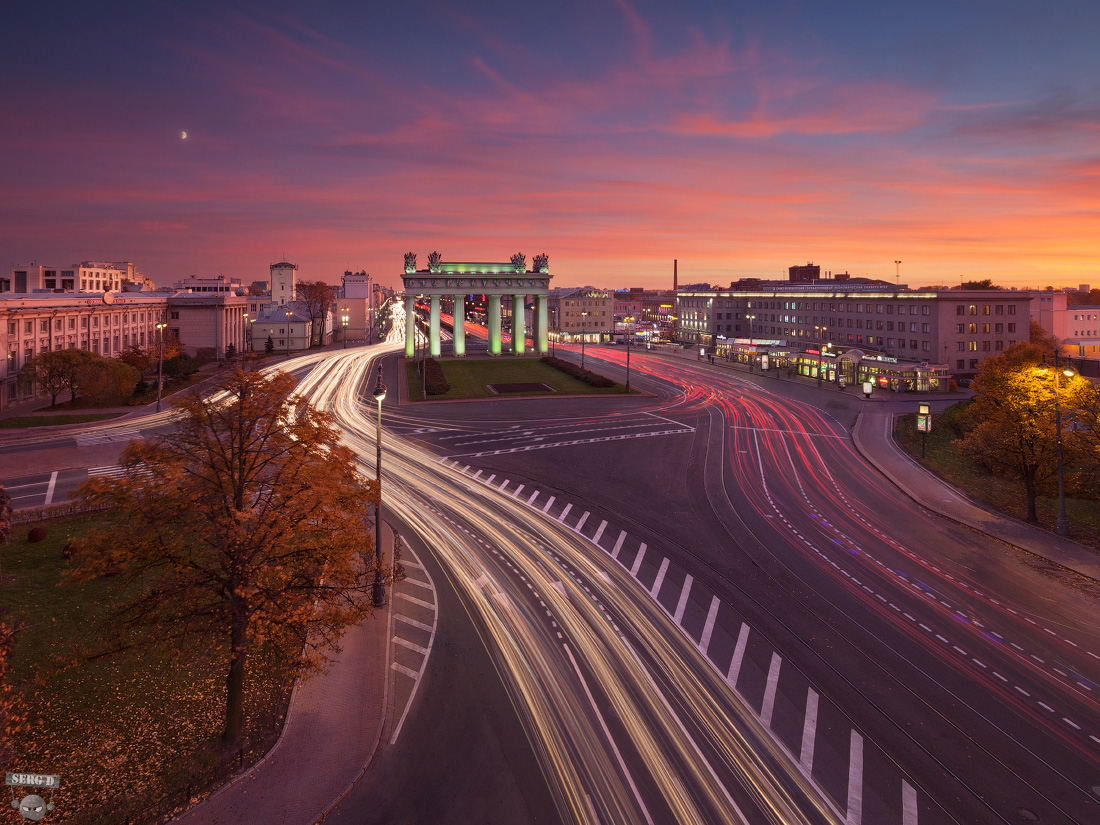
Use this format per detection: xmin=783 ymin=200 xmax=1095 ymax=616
xmin=673 ymin=259 xmax=678 ymax=292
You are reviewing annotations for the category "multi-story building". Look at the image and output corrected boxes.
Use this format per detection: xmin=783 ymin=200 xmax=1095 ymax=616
xmin=340 ymin=270 xmax=373 ymax=342
xmin=171 ymin=275 xmax=243 ymax=294
xmin=548 ymin=287 xmax=613 ymax=342
xmin=1065 ymin=305 xmax=1100 ymax=358
xmin=677 ymin=282 xmax=1034 ymax=379
xmin=1 ymin=292 xmax=247 ymax=410
xmin=3 ymin=261 xmax=144 ymax=294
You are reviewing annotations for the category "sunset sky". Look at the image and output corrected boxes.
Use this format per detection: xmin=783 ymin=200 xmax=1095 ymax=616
xmin=3 ymin=1 xmax=1098 ymax=291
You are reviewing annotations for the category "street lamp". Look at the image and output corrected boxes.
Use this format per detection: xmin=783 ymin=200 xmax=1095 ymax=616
xmin=895 ymin=260 xmax=902 ymax=285
xmin=285 ymin=309 xmax=292 ymax=358
xmin=1037 ymin=355 xmax=1075 ymax=537
xmin=624 ymin=315 xmax=634 ymax=393
xmin=815 ymin=325 xmax=829 ymax=387
xmin=581 ymin=311 xmax=589 ymax=370
xmin=745 ymin=314 xmax=756 ymax=372
xmin=341 ymin=307 xmax=349 ymax=349
xmin=372 ymin=365 xmax=388 ymax=606
xmin=155 ymin=320 xmax=167 ymax=412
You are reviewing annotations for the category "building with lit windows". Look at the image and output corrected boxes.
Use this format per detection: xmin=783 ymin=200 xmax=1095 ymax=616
xmin=548 ymin=288 xmax=613 ymax=342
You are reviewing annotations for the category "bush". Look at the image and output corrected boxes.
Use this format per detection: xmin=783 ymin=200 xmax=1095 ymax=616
xmin=62 ymin=538 xmax=81 ymax=559
xmin=540 ymin=356 xmax=614 ymax=388
xmin=423 ymin=359 xmax=451 ymax=395
xmin=27 ymin=527 xmax=47 ymax=543
xmin=163 ymin=353 xmax=199 ymax=378
xmin=77 ymin=357 xmax=141 ymax=403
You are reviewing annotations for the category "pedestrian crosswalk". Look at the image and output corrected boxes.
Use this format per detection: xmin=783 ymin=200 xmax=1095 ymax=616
xmin=437 ymin=456 xmax=929 ymax=825
xmin=388 ymin=539 xmax=438 ymax=746
xmin=74 ymin=429 xmax=143 ymax=446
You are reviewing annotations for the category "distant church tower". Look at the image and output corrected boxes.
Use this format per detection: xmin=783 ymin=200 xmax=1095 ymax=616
xmin=269 ymin=261 xmax=298 ymax=305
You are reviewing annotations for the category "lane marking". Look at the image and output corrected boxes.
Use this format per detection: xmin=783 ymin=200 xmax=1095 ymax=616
xmin=394 ymin=613 xmax=432 ymax=633
xmin=650 ymin=557 xmax=670 ymax=598
xmin=847 ymin=730 xmax=864 ymax=825
xmin=592 ymin=519 xmax=607 ymax=544
xmin=673 ymin=574 xmax=693 ymax=623
xmin=43 ymin=471 xmax=57 ymax=506
xmin=485 ymin=473 xmax=496 ymax=485
xmin=574 ymin=510 xmax=589 ymax=532
xmin=760 ymin=652 xmax=782 ymax=729
xmin=698 ymin=596 xmax=720 ymax=654
xmin=391 ymin=662 xmax=419 ymax=679
xmin=512 ymin=483 xmax=524 ymax=498
xmin=611 ymin=530 xmax=627 ymax=559
xmin=528 ymin=489 xmax=539 ymax=504
xmin=630 ymin=543 xmax=647 ymax=576
xmin=902 ymin=780 xmax=917 ymax=825
xmin=396 ymin=592 xmax=433 ymax=610
xmin=542 ymin=495 xmax=556 ymax=513
xmin=800 ymin=689 xmax=819 ymax=772
xmin=557 ymin=502 xmax=573 ymax=523
xmin=392 ymin=636 xmax=429 ymax=655
xmin=728 ymin=622 xmax=750 ymax=689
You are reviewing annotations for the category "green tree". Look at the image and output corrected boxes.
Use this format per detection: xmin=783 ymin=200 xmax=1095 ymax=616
xmin=18 ymin=349 xmax=92 ymax=406
xmin=225 ymin=343 xmax=237 ymax=359
xmin=954 ymin=342 xmax=1084 ymax=523
xmin=69 ymin=368 xmax=378 ymax=746
xmin=960 ymin=279 xmax=1003 ymax=290
xmin=264 ymin=335 xmax=275 ymax=355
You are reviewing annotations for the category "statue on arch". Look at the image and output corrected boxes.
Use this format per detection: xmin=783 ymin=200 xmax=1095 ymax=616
xmin=533 ymin=253 xmax=549 ymax=274
xmin=404 ymin=252 xmax=417 ymax=273
xmin=428 ymin=251 xmax=443 ymax=272
xmin=510 ymin=253 xmax=526 ymax=273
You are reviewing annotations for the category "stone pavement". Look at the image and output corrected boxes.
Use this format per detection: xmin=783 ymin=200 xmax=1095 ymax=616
xmin=171 ymin=520 xmax=397 ymax=825
xmin=853 ymin=405 xmax=1100 ymax=582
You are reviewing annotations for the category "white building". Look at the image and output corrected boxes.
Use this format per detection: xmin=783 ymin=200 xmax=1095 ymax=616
xmin=170 ymin=275 xmax=243 ymax=294
xmin=269 ymin=261 xmax=297 ymax=306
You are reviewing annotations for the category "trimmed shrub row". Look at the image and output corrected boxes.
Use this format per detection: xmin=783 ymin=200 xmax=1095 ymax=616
xmin=423 ymin=358 xmax=451 ymax=395
xmin=540 ymin=356 xmax=614 ymax=388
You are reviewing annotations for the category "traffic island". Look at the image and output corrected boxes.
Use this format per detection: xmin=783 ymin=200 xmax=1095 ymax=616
xmin=404 ymin=356 xmax=629 ymax=401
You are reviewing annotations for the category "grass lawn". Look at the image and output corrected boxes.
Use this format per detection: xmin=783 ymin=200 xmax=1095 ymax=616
xmin=0 ymin=515 xmax=291 ymax=822
xmin=405 ymin=357 xmax=631 ymax=400
xmin=895 ymin=412 xmax=1100 ymax=548
xmin=0 ymin=413 xmax=125 ymax=428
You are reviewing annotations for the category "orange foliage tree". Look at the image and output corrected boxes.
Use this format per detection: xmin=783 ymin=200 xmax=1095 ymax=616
xmin=69 ymin=367 xmax=378 ymax=746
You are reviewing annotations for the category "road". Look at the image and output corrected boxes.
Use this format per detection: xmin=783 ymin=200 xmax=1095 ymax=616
xmin=4 ymin=338 xmax=1098 ymax=823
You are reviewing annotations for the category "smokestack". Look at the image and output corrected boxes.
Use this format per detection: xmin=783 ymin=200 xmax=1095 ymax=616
xmin=673 ymin=259 xmax=678 ymax=292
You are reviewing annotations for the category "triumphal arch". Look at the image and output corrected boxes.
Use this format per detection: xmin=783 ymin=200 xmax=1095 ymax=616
xmin=400 ymin=252 xmax=552 ymax=358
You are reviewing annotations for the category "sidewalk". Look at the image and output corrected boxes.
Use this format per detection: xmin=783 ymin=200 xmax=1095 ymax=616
xmin=172 ymin=520 xmax=397 ymax=825
xmin=852 ymin=406 xmax=1100 ymax=582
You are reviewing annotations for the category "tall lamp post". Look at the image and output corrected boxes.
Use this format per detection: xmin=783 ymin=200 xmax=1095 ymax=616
xmin=581 ymin=311 xmax=589 ymax=370
xmin=895 ymin=260 xmax=902 ymax=285
xmin=745 ymin=314 xmax=756 ymax=372
xmin=1037 ymin=355 xmax=1075 ymax=537
xmin=155 ymin=320 xmax=167 ymax=412
xmin=285 ymin=309 xmax=292 ymax=358
xmin=624 ymin=315 xmax=634 ymax=393
xmin=372 ymin=365 xmax=388 ymax=606
xmin=341 ymin=307 xmax=349 ymax=349
xmin=815 ymin=325 xmax=829 ymax=387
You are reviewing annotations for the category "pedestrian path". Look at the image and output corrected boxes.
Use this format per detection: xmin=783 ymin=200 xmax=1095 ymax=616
xmin=171 ymin=521 xmax=435 ymax=825
xmin=437 ymin=457 xmax=937 ymax=825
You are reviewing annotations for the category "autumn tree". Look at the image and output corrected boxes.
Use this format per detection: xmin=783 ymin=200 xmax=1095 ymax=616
xmin=0 ymin=618 xmax=28 ymax=766
xmin=69 ymin=368 xmax=378 ymax=746
xmin=76 ymin=357 xmax=140 ymax=403
xmin=0 ymin=485 xmax=11 ymax=545
xmin=18 ymin=349 xmax=92 ymax=406
xmin=298 ymin=280 xmax=336 ymax=347
xmin=118 ymin=344 xmax=151 ymax=373
xmin=954 ymin=342 xmax=1086 ymax=523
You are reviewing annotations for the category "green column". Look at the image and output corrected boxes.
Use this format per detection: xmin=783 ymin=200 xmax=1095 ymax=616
xmin=429 ymin=295 xmax=441 ymax=357
xmin=512 ymin=294 xmax=525 ymax=354
xmin=488 ymin=295 xmax=501 ymax=355
xmin=404 ymin=295 xmax=415 ymax=358
xmin=453 ymin=294 xmax=466 ymax=357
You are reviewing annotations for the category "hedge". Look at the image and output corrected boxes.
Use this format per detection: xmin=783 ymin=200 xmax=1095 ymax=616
xmin=540 ymin=356 xmax=614 ymax=388
xmin=423 ymin=358 xmax=451 ymax=395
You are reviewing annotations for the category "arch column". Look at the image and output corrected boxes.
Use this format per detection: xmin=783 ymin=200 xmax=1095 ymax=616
xmin=488 ymin=295 xmax=502 ymax=355
xmin=404 ymin=295 xmax=415 ymax=357
xmin=453 ymin=294 xmax=466 ymax=357
xmin=512 ymin=294 xmax=525 ymax=354
xmin=429 ymin=295 xmax=441 ymax=357
xmin=536 ymin=294 xmax=548 ymax=354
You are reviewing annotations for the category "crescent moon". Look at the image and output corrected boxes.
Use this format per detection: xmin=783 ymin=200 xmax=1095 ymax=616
xmin=181 ymin=131 xmax=188 ymax=140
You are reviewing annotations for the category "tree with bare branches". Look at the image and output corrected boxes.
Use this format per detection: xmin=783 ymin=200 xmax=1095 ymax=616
xmin=297 ymin=281 xmax=336 ymax=347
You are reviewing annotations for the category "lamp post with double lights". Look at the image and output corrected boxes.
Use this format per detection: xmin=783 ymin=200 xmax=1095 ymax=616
xmin=624 ymin=315 xmax=635 ymax=393
xmin=581 ymin=311 xmax=589 ymax=369
xmin=155 ymin=320 xmax=167 ymax=412
xmin=341 ymin=307 xmax=349 ymax=349
xmin=895 ymin=260 xmax=902 ymax=285
xmin=284 ymin=309 xmax=292 ymax=358
xmin=1037 ymin=354 xmax=1075 ymax=537
xmin=372 ymin=365 xmax=388 ymax=606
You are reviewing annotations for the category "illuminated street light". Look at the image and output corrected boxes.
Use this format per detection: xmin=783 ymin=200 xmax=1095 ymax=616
xmin=341 ymin=306 xmax=349 ymax=349
xmin=581 ymin=311 xmax=589 ymax=370
xmin=746 ymin=314 xmax=756 ymax=372
xmin=285 ymin=309 xmax=292 ymax=358
xmin=372 ymin=365 xmax=388 ymax=606
xmin=155 ymin=320 xmax=168 ymax=412
xmin=895 ymin=260 xmax=902 ymax=285
xmin=1036 ymin=354 xmax=1076 ymax=537
xmin=815 ymin=325 xmax=829 ymax=387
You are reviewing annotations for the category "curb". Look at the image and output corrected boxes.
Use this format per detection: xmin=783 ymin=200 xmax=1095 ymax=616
xmin=850 ymin=408 xmax=1100 ymax=584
